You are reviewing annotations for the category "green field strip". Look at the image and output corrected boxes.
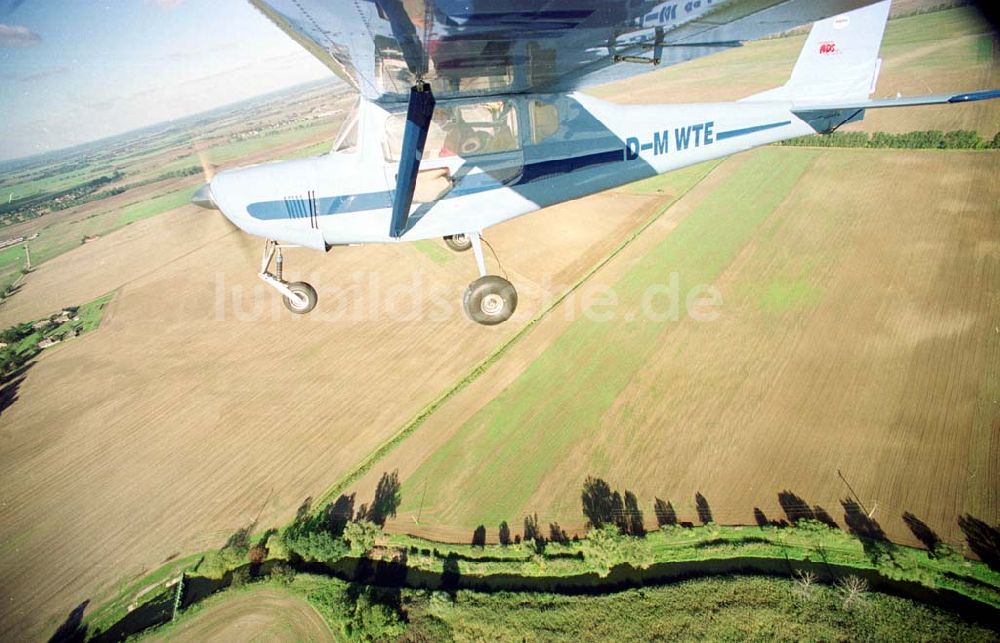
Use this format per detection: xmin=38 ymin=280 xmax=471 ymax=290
xmin=0 ymin=244 xmax=25 ymax=269
xmin=286 ymin=140 xmax=334 ymax=159
xmin=398 ymin=148 xmax=818 ymax=527
xmin=413 ymin=239 xmax=455 ymax=266
xmin=115 ymin=185 xmax=195 ymax=227
xmin=882 ymin=6 xmax=993 ymax=48
xmin=313 ymin=160 xmax=723 ymax=510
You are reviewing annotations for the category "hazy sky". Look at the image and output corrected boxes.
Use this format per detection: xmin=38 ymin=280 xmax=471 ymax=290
xmin=0 ymin=0 xmax=333 ymax=161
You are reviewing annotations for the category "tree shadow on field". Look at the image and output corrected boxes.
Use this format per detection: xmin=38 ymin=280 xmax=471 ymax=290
xmin=581 ymin=477 xmax=645 ymax=536
xmin=498 ymin=521 xmax=511 ymax=546
xmin=0 ymin=360 xmax=35 ymax=420
xmin=842 ymin=498 xmax=893 ymax=562
xmin=581 ymin=476 xmax=616 ymax=529
xmin=224 ymin=521 xmax=256 ymax=551
xmin=695 ymin=492 xmax=713 ymax=525
xmin=360 ymin=471 xmax=401 ymax=527
xmin=523 ymin=513 xmax=541 ymax=541
xmin=523 ymin=513 xmax=545 ymax=552
xmin=48 ymin=599 xmax=88 ymax=643
xmin=958 ymin=514 xmax=1000 ymax=571
xmin=813 ymin=506 xmax=838 ymax=529
xmin=778 ymin=491 xmax=814 ymax=523
xmin=753 ymin=508 xmax=772 ymax=527
xmin=549 ymin=522 xmax=569 ymax=544
xmin=471 ymin=525 xmax=486 ymax=547
xmin=778 ymin=490 xmax=838 ymax=528
xmin=654 ymin=498 xmax=677 ymax=527
xmin=326 ymin=493 xmax=357 ymax=536
xmin=903 ymin=511 xmax=940 ymax=554
xmin=623 ymin=491 xmax=645 ymax=537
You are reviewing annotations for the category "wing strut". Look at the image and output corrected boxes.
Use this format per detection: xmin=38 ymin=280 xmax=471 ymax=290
xmin=390 ymin=83 xmax=436 ymax=238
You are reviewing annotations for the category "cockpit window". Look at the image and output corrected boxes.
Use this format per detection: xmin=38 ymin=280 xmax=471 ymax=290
xmin=384 ymin=100 xmax=519 ymax=162
xmin=530 ymin=100 xmax=560 ymax=144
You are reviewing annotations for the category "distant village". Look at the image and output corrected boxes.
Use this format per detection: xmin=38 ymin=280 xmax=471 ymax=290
xmin=227 ymin=106 xmax=342 ymax=142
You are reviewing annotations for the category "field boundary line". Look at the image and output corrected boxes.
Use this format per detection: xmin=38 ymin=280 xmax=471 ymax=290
xmin=314 ymin=160 xmax=726 ymax=510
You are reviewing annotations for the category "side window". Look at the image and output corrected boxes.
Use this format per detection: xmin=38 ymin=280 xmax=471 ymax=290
xmin=332 ymin=99 xmax=359 ymax=153
xmin=384 ymin=100 xmax=519 ymax=162
xmin=447 ymin=101 xmax=519 ymax=156
xmin=530 ymin=100 xmax=559 ymax=144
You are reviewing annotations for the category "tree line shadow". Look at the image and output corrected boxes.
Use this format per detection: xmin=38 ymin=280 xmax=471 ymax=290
xmin=502 ymin=476 xmax=1000 ymax=573
xmin=580 ymin=476 xmax=646 ymax=536
xmin=0 ymin=359 xmax=35 ymax=421
xmin=290 ymin=470 xmax=403 ymax=539
xmin=48 ymin=600 xmax=88 ymax=643
xmin=58 ymin=471 xmax=1000 ymax=640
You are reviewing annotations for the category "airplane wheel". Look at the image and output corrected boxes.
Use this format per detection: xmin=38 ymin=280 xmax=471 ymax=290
xmin=463 ymin=276 xmax=517 ymax=325
xmin=283 ymin=281 xmax=317 ymax=314
xmin=444 ymin=233 xmax=472 ymax=252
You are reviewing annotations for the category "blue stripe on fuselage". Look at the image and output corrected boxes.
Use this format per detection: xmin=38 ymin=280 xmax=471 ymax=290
xmin=246 ymin=148 xmax=625 ymax=220
xmin=248 ymin=192 xmax=392 ymax=221
xmin=715 ymin=120 xmax=791 ymax=141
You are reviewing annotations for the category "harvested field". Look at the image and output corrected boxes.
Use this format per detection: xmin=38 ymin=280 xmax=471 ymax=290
xmin=0 ymin=185 xmax=658 ymax=639
xmin=146 ymin=587 xmax=333 ymax=642
xmin=346 ymin=148 xmax=999 ymax=551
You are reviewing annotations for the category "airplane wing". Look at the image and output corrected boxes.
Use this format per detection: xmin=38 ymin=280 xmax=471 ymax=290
xmin=248 ymin=0 xmax=887 ymax=103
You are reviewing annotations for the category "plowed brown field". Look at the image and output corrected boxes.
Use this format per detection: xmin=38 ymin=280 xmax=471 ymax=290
xmin=0 ymin=188 xmax=660 ymax=639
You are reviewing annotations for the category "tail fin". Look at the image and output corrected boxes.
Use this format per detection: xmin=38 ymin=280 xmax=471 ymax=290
xmin=745 ymin=0 xmax=891 ymax=103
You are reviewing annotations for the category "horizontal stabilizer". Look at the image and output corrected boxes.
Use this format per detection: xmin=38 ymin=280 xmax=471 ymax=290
xmin=794 ymin=89 xmax=1000 ymax=132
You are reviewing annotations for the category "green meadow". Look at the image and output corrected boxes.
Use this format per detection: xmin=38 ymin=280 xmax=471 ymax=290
xmin=398 ymin=148 xmax=818 ymax=527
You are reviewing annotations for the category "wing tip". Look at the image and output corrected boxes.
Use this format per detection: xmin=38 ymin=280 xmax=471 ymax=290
xmin=948 ymin=89 xmax=1000 ymax=103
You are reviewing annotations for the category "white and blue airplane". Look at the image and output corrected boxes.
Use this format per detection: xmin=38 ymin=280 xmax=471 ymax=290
xmin=192 ymin=0 xmax=998 ymax=324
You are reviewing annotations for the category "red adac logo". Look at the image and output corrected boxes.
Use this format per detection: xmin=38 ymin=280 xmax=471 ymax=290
xmin=819 ymin=41 xmax=837 ymax=55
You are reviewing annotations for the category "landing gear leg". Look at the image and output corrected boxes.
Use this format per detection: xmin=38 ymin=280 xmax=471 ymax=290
xmin=462 ymin=231 xmax=516 ymax=325
xmin=259 ymin=239 xmax=317 ymax=314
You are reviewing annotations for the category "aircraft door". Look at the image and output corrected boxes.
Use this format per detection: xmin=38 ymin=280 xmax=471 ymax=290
xmin=382 ymin=98 xmax=524 ymax=205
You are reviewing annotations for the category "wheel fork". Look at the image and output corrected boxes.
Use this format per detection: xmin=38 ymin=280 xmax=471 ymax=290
xmin=259 ymin=239 xmax=305 ymax=303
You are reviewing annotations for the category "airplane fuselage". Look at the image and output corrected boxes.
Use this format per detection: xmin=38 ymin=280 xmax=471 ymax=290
xmin=207 ymin=92 xmax=817 ymax=250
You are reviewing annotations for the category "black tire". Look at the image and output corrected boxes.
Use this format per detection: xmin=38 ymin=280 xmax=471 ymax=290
xmin=282 ymin=281 xmax=318 ymax=314
xmin=444 ymin=233 xmax=472 ymax=252
xmin=463 ymin=276 xmax=517 ymax=325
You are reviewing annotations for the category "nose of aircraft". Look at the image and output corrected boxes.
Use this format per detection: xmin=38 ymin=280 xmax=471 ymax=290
xmin=191 ymin=183 xmax=217 ymax=209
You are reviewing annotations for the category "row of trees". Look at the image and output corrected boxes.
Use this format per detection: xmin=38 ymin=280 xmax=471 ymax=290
xmin=280 ymin=471 xmax=402 ymax=563
xmin=778 ymin=129 xmax=1000 ymax=150
xmin=197 ymin=471 xmax=402 ymax=579
xmin=1 ymin=321 xmax=39 ymax=377
xmin=483 ymin=478 xmax=709 ymax=551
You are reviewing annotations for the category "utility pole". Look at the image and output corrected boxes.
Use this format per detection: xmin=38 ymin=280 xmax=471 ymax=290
xmin=837 ymin=469 xmax=870 ymax=515
xmin=172 ymin=572 xmax=185 ymax=621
